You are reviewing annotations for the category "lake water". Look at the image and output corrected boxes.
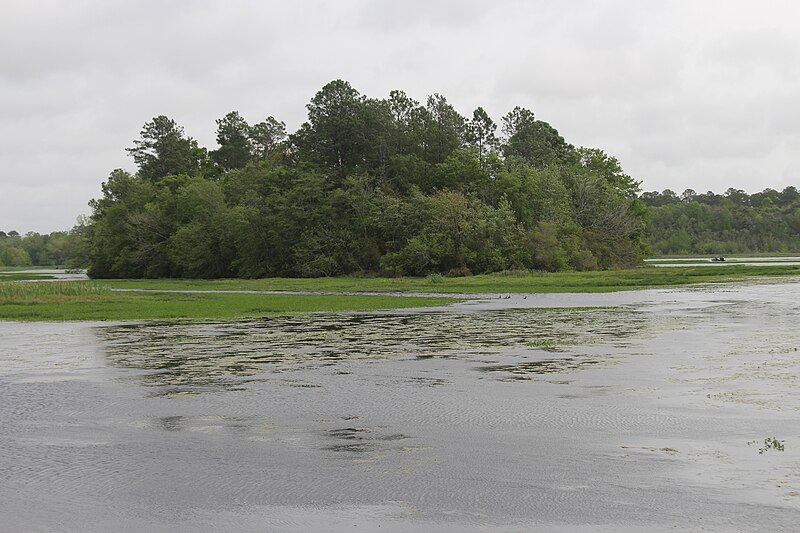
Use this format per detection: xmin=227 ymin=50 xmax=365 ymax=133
xmin=646 ymin=256 xmax=800 ymax=267
xmin=2 ymin=280 xmax=800 ymax=531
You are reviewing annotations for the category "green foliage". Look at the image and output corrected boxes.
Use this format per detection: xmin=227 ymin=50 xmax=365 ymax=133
xmin=82 ymin=80 xmax=651 ymax=279
xmin=643 ymin=187 xmax=800 ymax=254
xmin=466 ymin=107 xmax=498 ymax=169
xmin=501 ymin=106 xmax=573 ymax=168
xmin=425 ymin=273 xmax=445 ymax=283
xmin=0 ymin=226 xmax=87 ymax=268
xmin=0 ymin=245 xmax=32 ymax=267
xmin=126 ymin=116 xmax=206 ymax=181
xmin=210 ymin=111 xmax=254 ymax=171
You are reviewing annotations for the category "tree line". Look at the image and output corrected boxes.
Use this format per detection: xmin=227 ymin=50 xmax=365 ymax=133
xmin=77 ymin=80 xmax=646 ymax=278
xmin=0 ymin=229 xmax=87 ymax=268
xmin=642 ymin=187 xmax=800 ymax=255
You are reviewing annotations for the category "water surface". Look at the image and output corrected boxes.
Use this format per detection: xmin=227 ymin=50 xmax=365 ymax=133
xmin=2 ymin=281 xmax=800 ymax=531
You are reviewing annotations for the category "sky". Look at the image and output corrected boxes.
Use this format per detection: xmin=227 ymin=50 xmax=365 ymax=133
xmin=3 ymin=0 xmax=800 ymax=234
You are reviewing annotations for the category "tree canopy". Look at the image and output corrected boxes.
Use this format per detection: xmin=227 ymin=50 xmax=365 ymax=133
xmin=641 ymin=187 xmax=800 ymax=255
xmin=82 ymin=80 xmax=648 ymax=278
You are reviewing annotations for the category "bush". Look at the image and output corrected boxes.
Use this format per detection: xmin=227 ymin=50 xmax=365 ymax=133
xmin=425 ymin=273 xmax=446 ymax=283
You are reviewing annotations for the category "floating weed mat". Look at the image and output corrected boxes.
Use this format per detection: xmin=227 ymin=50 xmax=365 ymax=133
xmin=0 ymin=281 xmax=110 ymax=302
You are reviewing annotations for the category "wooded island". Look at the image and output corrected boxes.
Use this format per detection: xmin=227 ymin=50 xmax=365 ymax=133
xmin=86 ymin=79 xmax=647 ymax=278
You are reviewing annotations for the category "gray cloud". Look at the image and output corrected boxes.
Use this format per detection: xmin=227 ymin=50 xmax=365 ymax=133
xmin=2 ymin=0 xmax=800 ymax=233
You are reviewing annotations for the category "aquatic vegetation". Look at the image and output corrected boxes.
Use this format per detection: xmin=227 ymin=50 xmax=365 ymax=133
xmin=525 ymin=339 xmax=559 ymax=349
xmin=748 ymin=437 xmax=785 ymax=454
xmin=95 ymin=308 xmax=644 ymax=391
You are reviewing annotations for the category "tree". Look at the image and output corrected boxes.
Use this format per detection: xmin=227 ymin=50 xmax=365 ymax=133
xmin=423 ymin=94 xmax=466 ymax=166
xmin=568 ymin=169 xmax=646 ymax=267
xmin=427 ymin=148 xmax=485 ymax=193
xmin=210 ymin=111 xmax=253 ymax=171
xmin=292 ymin=79 xmax=368 ymax=177
xmin=780 ymin=186 xmax=800 ymax=206
xmin=466 ymin=107 xmax=498 ymax=169
xmin=724 ymin=188 xmax=750 ymax=206
xmin=501 ymin=106 xmax=573 ymax=167
xmin=380 ymin=191 xmax=524 ymax=276
xmin=126 ymin=116 xmax=204 ymax=181
xmin=168 ymin=179 xmax=236 ymax=277
xmin=86 ymin=169 xmax=168 ymax=277
xmin=577 ymin=147 xmax=640 ymax=198
xmin=0 ymin=245 xmax=31 ymax=266
xmin=385 ymin=90 xmax=430 ymax=188
xmin=250 ymin=116 xmax=287 ymax=164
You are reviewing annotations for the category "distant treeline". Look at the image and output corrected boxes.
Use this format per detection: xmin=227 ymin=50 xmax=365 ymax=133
xmin=76 ymin=79 xmax=647 ymax=278
xmin=0 ymin=229 xmax=86 ymax=268
xmin=642 ymin=187 xmax=800 ymax=255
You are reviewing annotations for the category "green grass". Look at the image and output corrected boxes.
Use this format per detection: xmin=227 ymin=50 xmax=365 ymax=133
xmin=3 ymin=263 xmax=800 ymax=322
xmin=0 ymin=281 xmax=110 ymax=300
xmin=93 ymin=264 xmax=800 ymax=294
xmin=0 ymin=281 xmax=456 ymax=322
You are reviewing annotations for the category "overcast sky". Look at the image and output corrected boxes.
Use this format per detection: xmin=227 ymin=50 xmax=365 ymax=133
xmin=3 ymin=0 xmax=800 ymax=233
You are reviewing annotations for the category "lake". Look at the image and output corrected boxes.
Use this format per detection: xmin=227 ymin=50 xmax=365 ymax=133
xmin=2 ymin=280 xmax=800 ymax=531
xmin=646 ymin=256 xmax=800 ymax=267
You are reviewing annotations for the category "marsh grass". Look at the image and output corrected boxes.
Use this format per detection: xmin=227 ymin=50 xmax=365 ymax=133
xmin=93 ymin=265 xmax=800 ymax=294
xmin=525 ymin=339 xmax=560 ymax=349
xmin=0 ymin=282 xmax=456 ymax=322
xmin=3 ymin=263 xmax=799 ymax=322
xmin=0 ymin=281 xmax=110 ymax=302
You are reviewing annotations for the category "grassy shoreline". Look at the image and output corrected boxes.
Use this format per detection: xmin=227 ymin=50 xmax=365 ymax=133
xmin=94 ymin=264 xmax=800 ymax=294
xmin=2 ymin=264 xmax=800 ymax=322
xmin=0 ymin=282 xmax=456 ymax=322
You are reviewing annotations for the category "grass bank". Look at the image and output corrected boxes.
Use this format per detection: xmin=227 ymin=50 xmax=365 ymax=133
xmin=3 ymin=264 xmax=799 ymax=321
xmin=0 ymin=281 xmax=456 ymax=322
xmin=94 ymin=264 xmax=800 ymax=294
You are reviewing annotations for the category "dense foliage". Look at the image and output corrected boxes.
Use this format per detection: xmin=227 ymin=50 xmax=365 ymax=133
xmin=0 ymin=228 xmax=87 ymax=268
xmin=83 ymin=80 xmax=647 ymax=278
xmin=642 ymin=187 xmax=800 ymax=254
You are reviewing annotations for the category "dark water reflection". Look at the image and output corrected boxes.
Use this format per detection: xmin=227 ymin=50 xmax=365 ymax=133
xmin=4 ymin=281 xmax=800 ymax=531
